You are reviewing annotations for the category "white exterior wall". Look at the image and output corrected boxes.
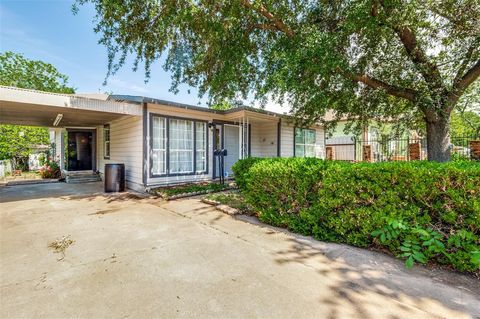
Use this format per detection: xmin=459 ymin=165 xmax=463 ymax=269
xmin=97 ymin=115 xmax=144 ymax=192
xmin=280 ymin=121 xmax=325 ymax=159
xmin=250 ymin=121 xmax=278 ymax=157
xmin=280 ymin=122 xmax=295 ymax=157
xmin=50 ymin=127 xmax=65 ymax=169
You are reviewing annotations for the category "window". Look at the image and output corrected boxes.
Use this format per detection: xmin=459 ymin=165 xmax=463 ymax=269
xmin=196 ymin=122 xmax=207 ymax=173
xmin=151 ymin=115 xmax=208 ymax=176
xmin=103 ymin=124 xmax=110 ymax=159
xmin=295 ymin=128 xmax=316 ymax=157
xmin=169 ymin=119 xmax=194 ymax=174
xmin=151 ymin=117 xmax=167 ymax=175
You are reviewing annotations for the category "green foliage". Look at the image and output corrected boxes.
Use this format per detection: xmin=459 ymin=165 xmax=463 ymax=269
xmin=235 ymin=158 xmax=480 ymax=272
xmin=76 ymin=1 xmax=480 ymax=161
xmin=450 ymin=110 xmax=480 ymax=137
xmin=0 ymin=51 xmax=75 ymax=165
xmin=0 ymin=51 xmax=75 ymax=93
xmin=232 ymin=157 xmax=263 ymax=189
xmin=0 ymin=125 xmax=50 ymax=169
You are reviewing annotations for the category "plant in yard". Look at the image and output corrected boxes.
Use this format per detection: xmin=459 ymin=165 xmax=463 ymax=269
xmin=39 ymin=160 xmax=61 ymax=179
xmin=234 ymin=157 xmax=480 ymax=272
xmin=371 ymin=218 xmax=408 ymax=244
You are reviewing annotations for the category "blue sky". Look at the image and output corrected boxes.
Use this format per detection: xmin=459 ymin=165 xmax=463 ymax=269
xmin=0 ymin=0 xmax=214 ymax=107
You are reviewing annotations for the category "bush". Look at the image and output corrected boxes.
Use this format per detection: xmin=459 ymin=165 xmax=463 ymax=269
xmin=235 ymin=158 xmax=480 ymax=272
xmin=39 ymin=160 xmax=60 ymax=179
xmin=232 ymin=157 xmax=263 ymax=189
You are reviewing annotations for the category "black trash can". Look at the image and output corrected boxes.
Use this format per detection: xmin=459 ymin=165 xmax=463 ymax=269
xmin=104 ymin=163 xmax=125 ymax=192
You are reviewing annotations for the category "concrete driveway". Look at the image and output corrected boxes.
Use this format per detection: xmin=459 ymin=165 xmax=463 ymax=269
xmin=1 ymin=183 xmax=479 ymax=319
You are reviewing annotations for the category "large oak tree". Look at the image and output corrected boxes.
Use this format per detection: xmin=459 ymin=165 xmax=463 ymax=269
xmin=76 ymin=0 xmax=479 ymax=161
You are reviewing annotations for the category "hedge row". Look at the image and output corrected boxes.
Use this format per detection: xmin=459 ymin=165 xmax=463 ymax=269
xmin=232 ymin=158 xmax=480 ymax=272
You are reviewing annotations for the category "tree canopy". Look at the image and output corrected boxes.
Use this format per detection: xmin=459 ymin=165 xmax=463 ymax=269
xmin=0 ymin=51 xmax=75 ymax=167
xmin=76 ymin=0 xmax=480 ymax=161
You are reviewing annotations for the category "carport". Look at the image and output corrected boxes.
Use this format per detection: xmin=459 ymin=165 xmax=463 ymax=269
xmin=0 ymin=86 xmax=142 ymax=174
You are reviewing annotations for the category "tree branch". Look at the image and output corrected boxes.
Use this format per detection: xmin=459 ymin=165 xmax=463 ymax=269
xmin=447 ymin=59 xmax=480 ymax=109
xmin=376 ymin=2 xmax=443 ymax=92
xmin=351 ymin=74 xmax=417 ymax=101
xmin=453 ymin=41 xmax=476 ymax=84
xmin=240 ymin=0 xmax=294 ymax=38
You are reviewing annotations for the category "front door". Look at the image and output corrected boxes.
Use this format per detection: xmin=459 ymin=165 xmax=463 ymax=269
xmin=223 ymin=124 xmax=240 ymax=177
xmin=67 ymin=131 xmax=94 ymax=171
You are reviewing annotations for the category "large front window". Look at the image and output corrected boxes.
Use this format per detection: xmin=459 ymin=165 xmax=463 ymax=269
xmin=295 ymin=128 xmax=316 ymax=157
xmin=151 ymin=115 xmax=207 ymax=176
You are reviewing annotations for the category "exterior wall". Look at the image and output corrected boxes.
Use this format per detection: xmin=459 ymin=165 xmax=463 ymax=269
xmin=145 ymin=103 xmax=215 ymax=187
xmin=96 ymin=115 xmax=144 ymax=192
xmin=50 ymin=127 xmax=65 ymax=170
xmin=280 ymin=121 xmax=325 ymax=159
xmin=280 ymin=122 xmax=295 ymax=157
xmin=250 ymin=121 xmax=278 ymax=157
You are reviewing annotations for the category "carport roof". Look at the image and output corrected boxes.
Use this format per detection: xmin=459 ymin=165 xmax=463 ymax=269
xmin=0 ymin=86 xmax=143 ymax=127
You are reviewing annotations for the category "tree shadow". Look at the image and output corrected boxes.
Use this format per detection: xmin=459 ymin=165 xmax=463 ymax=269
xmin=271 ymin=235 xmax=480 ymax=318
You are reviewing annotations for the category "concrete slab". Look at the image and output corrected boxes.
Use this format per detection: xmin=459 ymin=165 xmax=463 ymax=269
xmin=1 ymin=183 xmax=479 ymax=318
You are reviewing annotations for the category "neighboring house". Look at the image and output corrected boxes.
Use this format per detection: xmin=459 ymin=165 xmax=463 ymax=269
xmin=0 ymin=86 xmax=325 ymax=191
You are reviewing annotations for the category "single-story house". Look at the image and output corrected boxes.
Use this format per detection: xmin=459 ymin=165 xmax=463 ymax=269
xmin=0 ymin=86 xmax=325 ymax=192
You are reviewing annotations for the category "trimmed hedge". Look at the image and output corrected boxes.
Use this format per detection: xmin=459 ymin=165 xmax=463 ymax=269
xmin=233 ymin=158 xmax=480 ymax=272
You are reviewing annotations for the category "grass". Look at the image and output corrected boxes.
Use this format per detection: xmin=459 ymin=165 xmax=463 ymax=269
xmin=204 ymin=191 xmax=253 ymax=214
xmin=153 ymin=182 xmax=229 ymax=198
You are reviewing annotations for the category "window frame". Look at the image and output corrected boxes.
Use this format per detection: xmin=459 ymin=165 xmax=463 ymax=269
xmin=151 ymin=116 xmax=167 ymax=176
xmin=294 ymin=127 xmax=316 ymax=158
xmin=103 ymin=124 xmax=110 ymax=160
xmin=149 ymin=114 xmax=209 ymax=178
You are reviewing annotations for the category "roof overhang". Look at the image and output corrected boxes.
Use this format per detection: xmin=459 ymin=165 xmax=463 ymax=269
xmin=0 ymin=86 xmax=142 ymax=127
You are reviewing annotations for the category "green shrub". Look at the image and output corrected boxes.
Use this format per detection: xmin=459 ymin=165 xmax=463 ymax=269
xmin=235 ymin=158 xmax=480 ymax=272
xmin=232 ymin=157 xmax=262 ymax=189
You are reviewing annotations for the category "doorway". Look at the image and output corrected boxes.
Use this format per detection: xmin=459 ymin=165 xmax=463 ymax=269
xmin=67 ymin=130 xmax=95 ymax=171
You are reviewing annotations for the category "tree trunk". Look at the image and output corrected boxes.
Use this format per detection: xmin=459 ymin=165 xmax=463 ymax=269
xmin=426 ymin=117 xmax=451 ymax=162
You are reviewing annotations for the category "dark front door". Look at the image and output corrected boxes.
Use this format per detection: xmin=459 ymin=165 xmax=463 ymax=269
xmin=67 ymin=131 xmax=93 ymax=171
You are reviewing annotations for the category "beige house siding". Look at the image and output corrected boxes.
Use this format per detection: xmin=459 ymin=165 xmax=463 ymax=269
xmin=280 ymin=122 xmax=295 ymax=157
xmin=250 ymin=121 xmax=278 ymax=157
xmin=96 ymin=115 xmax=144 ymax=192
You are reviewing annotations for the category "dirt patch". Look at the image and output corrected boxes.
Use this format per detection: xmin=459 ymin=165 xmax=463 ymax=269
xmin=48 ymin=235 xmax=75 ymax=261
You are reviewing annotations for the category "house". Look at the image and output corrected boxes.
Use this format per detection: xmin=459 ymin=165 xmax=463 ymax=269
xmin=0 ymin=86 xmax=325 ymax=191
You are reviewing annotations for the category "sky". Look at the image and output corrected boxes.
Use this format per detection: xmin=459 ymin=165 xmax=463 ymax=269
xmin=0 ymin=0 xmax=286 ymax=113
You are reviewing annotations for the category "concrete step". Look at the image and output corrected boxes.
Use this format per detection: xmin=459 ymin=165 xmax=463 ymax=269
xmin=66 ymin=173 xmax=102 ymax=184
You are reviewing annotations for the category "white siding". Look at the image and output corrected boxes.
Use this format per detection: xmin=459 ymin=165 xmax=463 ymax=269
xmin=250 ymin=121 xmax=278 ymax=157
xmin=97 ymin=115 xmax=144 ymax=192
xmin=280 ymin=122 xmax=325 ymax=159
xmin=49 ymin=128 xmax=65 ymax=170
xmin=280 ymin=122 xmax=295 ymax=157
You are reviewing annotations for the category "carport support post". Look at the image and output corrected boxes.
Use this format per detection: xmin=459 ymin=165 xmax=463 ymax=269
xmin=50 ymin=128 xmax=66 ymax=171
